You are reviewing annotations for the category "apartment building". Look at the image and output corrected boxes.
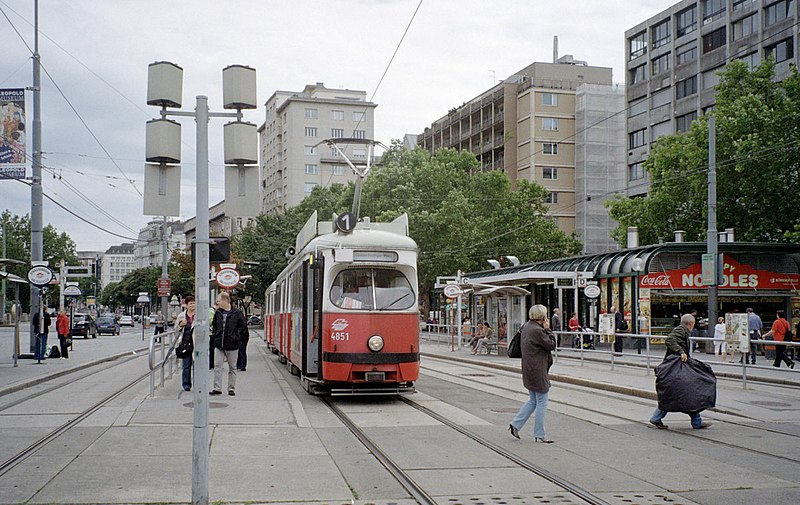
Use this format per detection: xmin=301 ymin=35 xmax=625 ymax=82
xmin=625 ymin=0 xmax=798 ymax=196
xmin=100 ymin=243 xmax=135 ymax=288
xmin=418 ymin=53 xmax=625 ymax=253
xmin=259 ymin=83 xmax=377 ymax=215
xmin=134 ymin=219 xmax=186 ymax=269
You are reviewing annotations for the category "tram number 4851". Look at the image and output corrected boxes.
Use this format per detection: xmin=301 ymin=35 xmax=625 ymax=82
xmin=331 ymin=332 xmax=350 ymax=341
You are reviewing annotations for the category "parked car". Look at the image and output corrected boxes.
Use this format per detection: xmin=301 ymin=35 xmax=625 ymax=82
xmin=96 ymin=316 xmax=120 ymax=335
xmin=118 ymin=315 xmax=134 ymax=327
xmin=71 ymin=313 xmax=97 ymax=339
xmin=247 ymin=315 xmax=262 ymax=326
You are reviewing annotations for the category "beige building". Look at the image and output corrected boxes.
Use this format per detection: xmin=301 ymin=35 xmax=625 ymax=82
xmin=259 ymin=83 xmax=377 ymax=215
xmin=419 ymin=54 xmax=625 ymax=253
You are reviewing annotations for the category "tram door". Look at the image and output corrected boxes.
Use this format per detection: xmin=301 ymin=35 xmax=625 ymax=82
xmin=301 ymin=257 xmax=321 ymax=377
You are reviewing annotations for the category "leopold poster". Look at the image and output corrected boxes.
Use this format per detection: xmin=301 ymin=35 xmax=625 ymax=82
xmin=0 ymin=88 xmax=26 ymax=178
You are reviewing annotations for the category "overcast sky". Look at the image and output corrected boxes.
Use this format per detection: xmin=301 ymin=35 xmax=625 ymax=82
xmin=0 ymin=0 xmax=667 ymax=253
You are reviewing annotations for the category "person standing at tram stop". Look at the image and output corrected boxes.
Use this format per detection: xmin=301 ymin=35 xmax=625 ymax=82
xmin=713 ymin=316 xmax=727 ymax=362
xmin=56 ymin=309 xmax=70 ymax=359
xmin=610 ymin=306 xmax=624 ymax=355
xmin=175 ymin=295 xmax=196 ymax=391
xmin=153 ymin=310 xmax=166 ymax=336
xmin=649 ymin=313 xmax=711 ymax=430
xmin=551 ymin=308 xmax=561 ymax=347
xmin=31 ymin=304 xmax=52 ymax=361
xmin=761 ymin=310 xmax=795 ymax=369
xmin=744 ymin=308 xmax=762 ymax=365
xmin=210 ymin=291 xmax=248 ymax=396
xmin=508 ymin=304 xmax=557 ymax=443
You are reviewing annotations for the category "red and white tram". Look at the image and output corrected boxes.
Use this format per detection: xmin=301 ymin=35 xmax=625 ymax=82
xmin=264 ymin=211 xmax=420 ymax=395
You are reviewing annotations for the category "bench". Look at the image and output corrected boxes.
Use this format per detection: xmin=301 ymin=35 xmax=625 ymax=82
xmin=477 ymin=340 xmax=507 ymax=356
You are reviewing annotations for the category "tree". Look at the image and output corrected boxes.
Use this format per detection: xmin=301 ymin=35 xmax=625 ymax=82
xmin=607 ymin=59 xmax=800 ymax=245
xmin=234 ymin=144 xmax=581 ymax=310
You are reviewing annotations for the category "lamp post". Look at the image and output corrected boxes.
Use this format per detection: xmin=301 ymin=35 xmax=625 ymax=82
xmin=169 ymin=294 xmax=180 ymax=326
xmin=631 ymin=258 xmax=644 ymax=354
xmin=136 ymin=292 xmax=150 ymax=341
xmin=144 ymin=62 xmax=257 ymax=505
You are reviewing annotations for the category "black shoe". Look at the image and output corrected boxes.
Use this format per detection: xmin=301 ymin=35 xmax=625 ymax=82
xmin=649 ymin=419 xmax=668 ymax=429
xmin=237 ymin=368 xmax=246 ymax=371
xmin=508 ymin=424 xmax=520 ymax=439
xmin=228 ymin=390 xmax=235 ymax=396
xmin=183 ymin=387 xmax=191 ymax=391
xmin=209 ymin=390 xmax=222 ymax=395
xmin=535 ymin=437 xmax=554 ymax=443
xmin=790 ymin=362 xmax=795 ymax=369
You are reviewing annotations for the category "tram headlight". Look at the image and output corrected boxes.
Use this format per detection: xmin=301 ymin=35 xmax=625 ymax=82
xmin=367 ymin=335 xmax=384 ymax=352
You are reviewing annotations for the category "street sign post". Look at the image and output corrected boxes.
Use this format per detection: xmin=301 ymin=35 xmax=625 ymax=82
xmin=157 ymin=278 xmax=171 ymax=297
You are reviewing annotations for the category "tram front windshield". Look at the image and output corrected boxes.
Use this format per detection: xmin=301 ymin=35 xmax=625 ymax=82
xmin=331 ymin=268 xmax=415 ymax=311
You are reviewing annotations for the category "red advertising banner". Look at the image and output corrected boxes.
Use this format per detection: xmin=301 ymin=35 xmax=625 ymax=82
xmin=639 ymin=256 xmax=800 ymax=290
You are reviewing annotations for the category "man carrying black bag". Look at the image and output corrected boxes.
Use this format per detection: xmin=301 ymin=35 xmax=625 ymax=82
xmin=649 ymin=313 xmax=715 ymax=430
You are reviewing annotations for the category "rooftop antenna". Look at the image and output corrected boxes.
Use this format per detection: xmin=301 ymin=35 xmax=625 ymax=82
xmin=553 ymin=35 xmax=559 ymax=63
xmin=317 ymin=138 xmax=387 ymax=220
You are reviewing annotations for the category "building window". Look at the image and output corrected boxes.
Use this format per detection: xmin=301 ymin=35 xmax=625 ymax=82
xmin=629 ymin=64 xmax=647 ymax=84
xmin=543 ymin=167 xmax=558 ymax=180
xmin=676 ymin=76 xmax=698 ymax=99
xmin=304 ymin=108 xmax=318 ymax=119
xmin=651 ymin=19 xmax=671 ymax=48
xmin=739 ymin=51 xmax=760 ymax=70
xmin=629 ymin=162 xmax=645 ymax=181
xmin=765 ymin=37 xmax=794 ymax=63
xmin=542 ymin=143 xmax=558 ymax=155
xmin=764 ymin=0 xmax=794 ymax=27
xmin=353 ymin=130 xmax=366 ymax=139
xmin=702 ymin=67 xmax=723 ymax=89
xmin=702 ymin=0 xmax=726 ymax=24
xmin=353 ymin=111 xmax=366 ymax=122
xmin=732 ymin=12 xmax=758 ymax=40
xmin=304 ymin=145 xmax=316 ymax=155
xmin=353 ymin=148 xmax=366 ymax=159
xmin=330 ymin=147 xmax=340 ymax=157
xmin=542 ymin=118 xmax=559 ymax=131
xmin=629 ymin=31 xmax=647 ymax=60
xmin=542 ymin=92 xmax=558 ymax=106
xmin=702 ymin=27 xmax=726 ymax=53
xmin=676 ymin=44 xmax=698 ymax=65
xmin=651 ymin=87 xmax=672 ymax=108
xmin=676 ymin=111 xmax=698 ymax=133
xmin=331 ymin=165 xmax=346 ymax=176
xmin=331 ymin=110 xmax=344 ymax=121
xmin=652 ymin=121 xmax=672 ymax=141
xmin=545 ymin=192 xmax=559 ymax=204
xmin=304 ymin=182 xmax=318 ymax=193
xmin=304 ymin=164 xmax=318 ymax=175
xmin=628 ymin=98 xmax=647 ymax=117
xmin=676 ymin=6 xmax=697 ymax=36
xmin=651 ymin=53 xmax=671 ymax=76
xmin=733 ymin=0 xmax=756 ymax=11
xmin=305 ymin=127 xmax=317 ymax=137
xmin=629 ymin=129 xmax=648 ymax=149
xmin=331 ymin=128 xmax=344 ymax=138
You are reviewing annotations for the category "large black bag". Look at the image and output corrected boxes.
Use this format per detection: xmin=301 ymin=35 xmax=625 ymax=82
xmin=655 ymin=354 xmax=716 ymax=413
xmin=175 ymin=334 xmax=193 ymax=359
xmin=507 ymin=326 xmax=522 ymax=358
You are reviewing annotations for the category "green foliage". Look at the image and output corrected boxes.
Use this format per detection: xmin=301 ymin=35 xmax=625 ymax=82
xmin=233 ymin=144 xmax=581 ymax=306
xmin=608 ymin=59 xmax=800 ymax=245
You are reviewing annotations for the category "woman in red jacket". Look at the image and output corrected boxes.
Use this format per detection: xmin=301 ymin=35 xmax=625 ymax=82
xmin=56 ymin=309 xmax=70 ymax=359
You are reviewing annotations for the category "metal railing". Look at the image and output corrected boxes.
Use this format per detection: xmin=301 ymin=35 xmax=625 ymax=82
xmin=148 ymin=328 xmax=180 ymax=396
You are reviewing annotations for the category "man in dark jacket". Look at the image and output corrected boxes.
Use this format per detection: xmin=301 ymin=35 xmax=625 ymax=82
xmin=32 ymin=305 xmax=52 ymax=361
xmin=509 ymin=304 xmax=557 ymax=443
xmin=611 ymin=306 xmax=625 ymax=355
xmin=649 ymin=313 xmax=710 ymax=430
xmin=210 ymin=292 xmax=247 ymax=396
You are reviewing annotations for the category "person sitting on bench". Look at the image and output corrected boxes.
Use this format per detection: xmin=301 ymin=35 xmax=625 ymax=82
xmin=473 ymin=323 xmax=495 ymax=355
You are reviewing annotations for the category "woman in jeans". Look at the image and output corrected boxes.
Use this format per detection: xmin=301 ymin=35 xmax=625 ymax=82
xmin=509 ymin=304 xmax=556 ymax=443
xmin=175 ymin=295 xmax=196 ymax=391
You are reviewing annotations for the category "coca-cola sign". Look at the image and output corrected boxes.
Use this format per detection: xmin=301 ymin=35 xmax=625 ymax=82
xmin=638 ymin=256 xmax=800 ymax=290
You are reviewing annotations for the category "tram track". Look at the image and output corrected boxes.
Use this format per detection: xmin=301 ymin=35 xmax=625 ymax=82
xmin=0 ymin=367 xmax=151 ymax=478
xmin=420 ymin=356 xmax=800 ymax=465
xmin=322 ymin=394 xmax=611 ymax=505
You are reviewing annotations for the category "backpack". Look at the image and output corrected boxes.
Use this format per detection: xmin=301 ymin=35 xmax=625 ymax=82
xmin=784 ymin=319 xmax=793 ymax=342
xmin=507 ymin=326 xmax=522 ymax=358
xmin=49 ymin=345 xmax=61 ymax=359
xmin=618 ymin=320 xmax=629 ymax=332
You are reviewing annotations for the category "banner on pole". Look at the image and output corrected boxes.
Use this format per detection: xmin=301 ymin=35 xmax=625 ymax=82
xmin=0 ymin=88 xmax=26 ymax=178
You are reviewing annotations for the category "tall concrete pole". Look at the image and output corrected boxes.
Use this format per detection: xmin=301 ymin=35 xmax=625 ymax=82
xmin=707 ymin=116 xmax=718 ymax=331
xmin=30 ymin=0 xmax=43 ymax=353
xmin=161 ymin=216 xmax=169 ymax=324
xmin=192 ymin=95 xmax=210 ymax=505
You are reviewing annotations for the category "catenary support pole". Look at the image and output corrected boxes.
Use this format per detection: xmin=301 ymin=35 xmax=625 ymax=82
xmin=30 ymin=0 xmax=43 ymax=354
xmin=707 ymin=115 xmax=718 ymax=333
xmin=161 ymin=215 xmax=169 ymax=328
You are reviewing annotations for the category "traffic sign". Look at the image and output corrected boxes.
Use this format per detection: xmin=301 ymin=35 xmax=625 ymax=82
xmin=443 ymin=283 xmax=461 ymax=299
xmin=27 ymin=265 xmax=54 ymax=287
xmin=336 ymin=212 xmax=357 ymax=233
xmin=157 ymin=278 xmax=171 ymax=297
xmin=584 ymin=284 xmax=601 ymax=299
xmin=64 ymin=285 xmax=82 ymax=297
xmin=216 ymin=268 xmax=240 ymax=289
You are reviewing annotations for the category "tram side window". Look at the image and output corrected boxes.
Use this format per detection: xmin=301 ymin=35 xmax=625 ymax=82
xmin=330 ymin=268 xmax=414 ymax=310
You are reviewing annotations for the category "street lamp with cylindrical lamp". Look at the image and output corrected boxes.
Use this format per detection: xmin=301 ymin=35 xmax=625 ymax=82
xmin=136 ymin=292 xmax=150 ymax=342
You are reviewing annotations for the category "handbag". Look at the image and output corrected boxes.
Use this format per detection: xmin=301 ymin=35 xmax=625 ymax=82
xmin=175 ymin=333 xmax=194 ymax=358
xmin=507 ymin=326 xmax=523 ymax=358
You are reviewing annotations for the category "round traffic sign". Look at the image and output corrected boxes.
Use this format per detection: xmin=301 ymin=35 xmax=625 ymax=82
xmin=216 ymin=268 xmax=240 ymax=289
xmin=584 ymin=284 xmax=601 ymax=299
xmin=64 ymin=285 xmax=82 ymax=297
xmin=336 ymin=212 xmax=357 ymax=233
xmin=443 ymin=283 xmax=461 ymax=299
xmin=27 ymin=265 xmax=54 ymax=287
